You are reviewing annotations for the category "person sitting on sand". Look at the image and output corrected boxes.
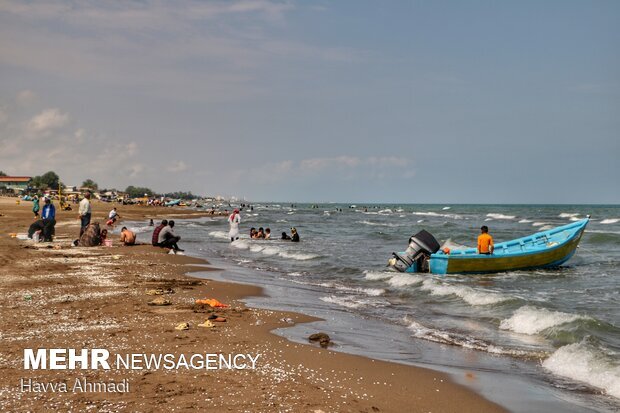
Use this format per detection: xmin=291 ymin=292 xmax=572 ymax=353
xmin=120 ymin=226 xmax=136 ymax=246
xmin=477 ymin=225 xmax=494 ymax=255
xmin=78 ymin=223 xmax=102 ymax=247
xmin=264 ymin=228 xmax=271 ymax=240
xmin=40 ymin=197 xmax=56 ymax=242
xmin=158 ymin=220 xmax=183 ymax=251
xmin=281 ymin=231 xmax=291 ymax=240
xmin=290 ymin=227 xmax=300 ymax=242
xmin=152 ymin=219 xmax=168 ymax=246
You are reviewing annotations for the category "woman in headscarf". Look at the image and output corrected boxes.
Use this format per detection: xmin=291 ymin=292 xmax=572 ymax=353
xmin=228 ymin=208 xmax=241 ymax=242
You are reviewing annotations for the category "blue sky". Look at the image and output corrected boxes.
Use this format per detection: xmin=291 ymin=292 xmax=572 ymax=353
xmin=0 ymin=1 xmax=618 ymax=203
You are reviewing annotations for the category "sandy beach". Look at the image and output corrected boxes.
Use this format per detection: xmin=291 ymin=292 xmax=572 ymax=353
xmin=0 ymin=196 xmax=506 ymax=412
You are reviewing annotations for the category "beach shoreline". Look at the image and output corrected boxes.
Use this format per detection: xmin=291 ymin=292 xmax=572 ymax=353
xmin=0 ymin=196 xmax=507 ymax=412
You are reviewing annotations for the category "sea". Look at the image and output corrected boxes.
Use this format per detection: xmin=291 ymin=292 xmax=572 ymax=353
xmin=124 ymin=204 xmax=620 ymax=412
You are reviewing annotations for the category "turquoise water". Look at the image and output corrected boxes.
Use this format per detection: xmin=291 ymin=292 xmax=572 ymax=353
xmin=127 ymin=204 xmax=620 ymax=411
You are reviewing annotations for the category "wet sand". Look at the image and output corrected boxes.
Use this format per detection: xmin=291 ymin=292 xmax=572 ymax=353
xmin=0 ymin=196 xmax=505 ymax=412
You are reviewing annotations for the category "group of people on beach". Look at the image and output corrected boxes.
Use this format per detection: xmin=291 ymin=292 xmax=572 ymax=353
xmin=227 ymin=209 xmax=299 ymax=243
xmin=151 ymin=219 xmax=183 ymax=252
xmin=28 ymin=195 xmax=56 ymax=242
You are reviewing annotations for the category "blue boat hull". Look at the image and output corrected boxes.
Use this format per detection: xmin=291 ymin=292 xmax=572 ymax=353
xmin=427 ymin=219 xmax=589 ymax=275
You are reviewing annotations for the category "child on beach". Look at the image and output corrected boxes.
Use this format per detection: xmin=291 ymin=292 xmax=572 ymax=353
xmin=32 ymin=195 xmax=40 ymax=218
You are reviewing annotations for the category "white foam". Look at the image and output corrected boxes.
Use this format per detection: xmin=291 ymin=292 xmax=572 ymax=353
xmin=320 ymin=295 xmax=390 ymax=309
xmin=442 ymin=206 xmax=451 ymax=210
xmin=378 ymin=209 xmax=393 ymax=214
xmin=539 ymin=225 xmax=554 ymax=231
xmin=518 ymin=219 xmax=533 ymax=223
xmin=486 ymin=213 xmax=516 ymax=220
xmin=420 ymin=279 xmax=511 ymax=306
xmin=417 ymin=219 xmax=424 ymax=223
xmin=601 ymin=218 xmax=619 ymax=224
xmin=357 ymin=220 xmax=400 ymax=228
xmin=559 ymin=213 xmax=580 ymax=218
xmin=499 ymin=306 xmax=591 ymax=335
xmin=209 ymin=230 xmax=230 ymax=240
xmin=532 ymin=222 xmax=547 ymax=227
xmin=405 ymin=318 xmax=537 ymax=358
xmin=412 ymin=211 xmax=463 ymax=220
xmin=319 ymin=282 xmax=386 ymax=296
xmin=542 ymin=341 xmax=620 ymax=399
xmin=363 ymin=270 xmax=394 ymax=281
xmin=279 ymin=251 xmax=319 ymax=261
xmin=386 ymin=273 xmax=425 ymax=287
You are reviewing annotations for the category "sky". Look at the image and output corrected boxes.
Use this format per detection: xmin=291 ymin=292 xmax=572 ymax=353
xmin=0 ymin=0 xmax=618 ymax=203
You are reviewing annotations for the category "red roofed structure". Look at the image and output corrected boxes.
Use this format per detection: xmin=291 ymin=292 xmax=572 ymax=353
xmin=0 ymin=176 xmax=32 ymax=191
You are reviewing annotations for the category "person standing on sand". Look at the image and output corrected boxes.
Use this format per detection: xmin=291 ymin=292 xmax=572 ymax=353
xmin=32 ymin=195 xmax=40 ymax=218
xmin=41 ymin=197 xmax=56 ymax=242
xmin=78 ymin=192 xmax=92 ymax=237
xmin=228 ymin=208 xmax=241 ymax=242
xmin=477 ymin=225 xmax=494 ymax=255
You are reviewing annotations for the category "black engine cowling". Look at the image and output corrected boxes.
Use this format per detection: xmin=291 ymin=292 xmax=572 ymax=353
xmin=388 ymin=230 xmax=440 ymax=272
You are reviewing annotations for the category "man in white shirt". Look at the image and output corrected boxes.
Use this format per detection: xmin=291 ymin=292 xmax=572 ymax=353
xmin=79 ymin=192 xmax=92 ymax=236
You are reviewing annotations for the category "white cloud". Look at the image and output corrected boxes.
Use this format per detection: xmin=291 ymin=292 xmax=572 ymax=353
xmin=167 ymin=161 xmax=188 ymax=173
xmin=0 ymin=1 xmax=362 ymax=102
xmin=0 ymin=95 xmax=144 ymax=188
xmin=27 ymin=108 xmax=70 ymax=135
xmin=16 ymin=90 xmax=37 ymax=105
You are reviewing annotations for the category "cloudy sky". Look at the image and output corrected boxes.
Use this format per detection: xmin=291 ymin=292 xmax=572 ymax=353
xmin=1 ymin=1 xmax=618 ymax=203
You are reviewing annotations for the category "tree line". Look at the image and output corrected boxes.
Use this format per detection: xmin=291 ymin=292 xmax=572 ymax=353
xmin=0 ymin=170 xmax=198 ymax=199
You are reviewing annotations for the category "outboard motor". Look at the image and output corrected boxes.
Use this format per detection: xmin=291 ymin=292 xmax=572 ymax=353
xmin=388 ymin=230 xmax=440 ymax=272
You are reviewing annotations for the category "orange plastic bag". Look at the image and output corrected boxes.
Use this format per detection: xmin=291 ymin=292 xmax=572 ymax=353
xmin=195 ymin=298 xmax=229 ymax=308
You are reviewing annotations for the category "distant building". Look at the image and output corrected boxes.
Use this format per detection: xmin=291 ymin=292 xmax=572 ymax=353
xmin=0 ymin=176 xmax=31 ymax=191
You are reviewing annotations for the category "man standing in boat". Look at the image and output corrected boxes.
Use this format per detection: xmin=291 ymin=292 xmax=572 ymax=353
xmin=477 ymin=226 xmax=494 ymax=255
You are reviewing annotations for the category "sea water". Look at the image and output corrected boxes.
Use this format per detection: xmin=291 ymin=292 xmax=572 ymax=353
xmin=136 ymin=204 xmax=620 ymax=412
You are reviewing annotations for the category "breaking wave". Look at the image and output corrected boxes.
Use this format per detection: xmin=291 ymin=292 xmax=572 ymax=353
xmin=542 ymin=340 xmax=620 ymax=399
xmin=420 ymin=279 xmax=513 ymax=306
xmin=357 ymin=220 xmax=401 ymax=228
xmin=363 ymin=270 xmax=395 ymax=281
xmin=486 ymin=213 xmax=516 ymax=220
xmin=600 ymin=218 xmax=620 ymax=224
xmin=412 ymin=211 xmax=463 ymax=220
xmin=231 ymin=239 xmax=319 ymax=261
xmin=499 ymin=306 xmax=592 ymax=335
xmin=405 ymin=317 xmax=542 ymax=358
xmin=320 ymin=295 xmax=390 ymax=309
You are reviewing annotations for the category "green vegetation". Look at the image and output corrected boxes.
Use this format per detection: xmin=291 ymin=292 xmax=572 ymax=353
xmin=164 ymin=191 xmax=198 ymax=200
xmin=125 ymin=186 xmax=154 ymax=198
xmin=82 ymin=179 xmax=98 ymax=190
xmin=30 ymin=171 xmax=60 ymax=189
